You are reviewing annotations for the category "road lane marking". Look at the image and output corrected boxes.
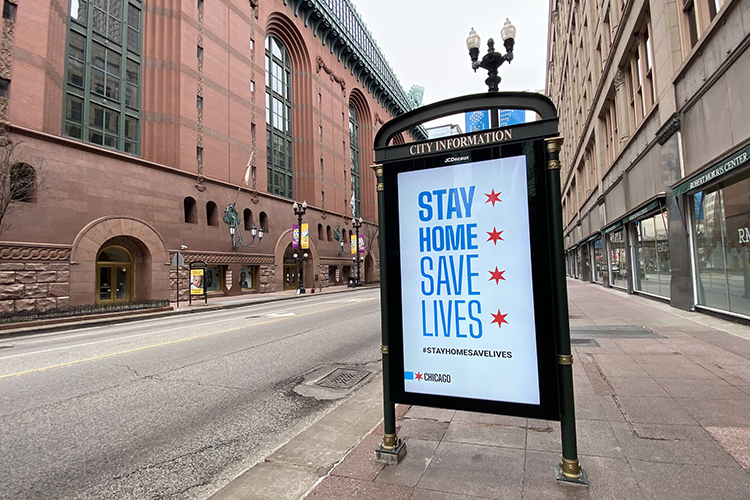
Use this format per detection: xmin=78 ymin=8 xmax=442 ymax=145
xmin=0 ymin=299 xmax=375 ymax=380
xmin=265 ymin=312 xmax=296 ymax=317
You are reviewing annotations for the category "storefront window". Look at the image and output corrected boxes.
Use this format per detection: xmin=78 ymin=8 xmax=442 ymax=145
xmin=608 ymin=229 xmax=628 ymax=288
xmin=633 ymin=211 xmax=671 ymax=297
xmin=593 ymin=238 xmax=604 ymax=283
xmin=205 ymin=266 xmax=222 ymax=292
xmin=239 ymin=266 xmax=255 ymax=290
xmin=581 ymin=243 xmax=591 ymax=281
xmin=694 ymin=177 xmax=750 ymax=316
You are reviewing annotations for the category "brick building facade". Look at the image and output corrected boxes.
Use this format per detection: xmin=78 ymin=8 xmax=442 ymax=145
xmin=0 ymin=0 xmax=420 ymax=314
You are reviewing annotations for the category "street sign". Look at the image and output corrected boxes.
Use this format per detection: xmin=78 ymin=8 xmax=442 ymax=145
xmin=171 ymin=251 xmax=185 ymax=267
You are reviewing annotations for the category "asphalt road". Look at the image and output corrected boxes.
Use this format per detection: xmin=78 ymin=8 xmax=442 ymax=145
xmin=0 ymin=288 xmax=382 ymax=500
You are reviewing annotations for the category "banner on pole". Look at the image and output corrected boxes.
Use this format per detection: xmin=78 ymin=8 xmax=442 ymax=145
xmin=350 ymin=234 xmax=356 ymax=254
xmin=301 ymin=223 xmax=309 ymax=249
xmin=292 ymin=224 xmax=300 ymax=249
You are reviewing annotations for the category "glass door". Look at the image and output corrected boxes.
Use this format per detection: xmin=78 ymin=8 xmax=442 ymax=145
xmin=96 ymin=245 xmax=133 ymax=303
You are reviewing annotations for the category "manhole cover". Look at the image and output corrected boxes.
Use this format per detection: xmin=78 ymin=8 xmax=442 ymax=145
xmin=571 ymin=339 xmax=600 ymax=347
xmin=316 ymin=368 xmax=370 ymax=389
xmin=570 ymin=326 xmax=664 ymax=339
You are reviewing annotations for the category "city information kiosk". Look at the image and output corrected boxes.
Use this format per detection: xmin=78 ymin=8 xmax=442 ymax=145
xmin=372 ymin=92 xmax=586 ymax=484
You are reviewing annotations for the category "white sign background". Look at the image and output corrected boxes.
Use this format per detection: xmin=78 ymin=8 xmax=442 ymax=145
xmin=397 ymin=156 xmax=540 ymax=404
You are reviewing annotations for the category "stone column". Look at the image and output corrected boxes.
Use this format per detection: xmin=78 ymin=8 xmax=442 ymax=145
xmin=614 ymin=69 xmax=630 ymax=145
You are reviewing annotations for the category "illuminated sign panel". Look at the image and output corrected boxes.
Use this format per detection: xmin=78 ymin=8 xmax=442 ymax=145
xmin=397 ymin=157 xmax=540 ymax=405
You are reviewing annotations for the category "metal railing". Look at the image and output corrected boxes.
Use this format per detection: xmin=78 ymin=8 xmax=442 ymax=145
xmin=0 ymin=299 xmax=170 ymax=325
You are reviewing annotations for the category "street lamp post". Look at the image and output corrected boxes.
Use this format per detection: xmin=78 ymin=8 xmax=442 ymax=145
xmin=292 ymin=201 xmax=308 ymax=294
xmin=224 ymin=204 xmax=264 ymax=250
xmin=352 ymin=217 xmax=363 ymax=286
xmin=466 ymin=19 xmax=516 ymax=128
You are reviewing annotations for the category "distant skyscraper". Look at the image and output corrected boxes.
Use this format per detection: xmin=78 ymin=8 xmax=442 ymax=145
xmin=465 ymin=109 xmax=526 ymax=132
xmin=498 ymin=109 xmax=526 ymax=127
xmin=465 ymin=110 xmax=489 ymax=132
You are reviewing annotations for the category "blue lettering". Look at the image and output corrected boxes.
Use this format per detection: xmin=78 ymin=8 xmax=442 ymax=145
xmin=450 ymin=255 xmax=464 ymax=294
xmin=467 ymin=223 xmax=478 ymax=249
xmin=439 ymin=300 xmax=452 ymax=337
xmin=446 ymin=225 xmax=465 ymax=250
xmin=467 ymin=254 xmax=480 ymax=295
xmin=461 ymin=186 xmax=475 ymax=218
xmin=420 ymin=257 xmax=434 ymax=295
xmin=432 ymin=226 xmax=445 ymax=251
xmin=433 ymin=189 xmax=447 ymax=220
xmin=419 ymin=227 xmax=431 ymax=252
xmin=437 ymin=256 xmax=450 ymax=295
xmin=418 ymin=191 xmax=432 ymax=221
xmin=455 ymin=300 xmax=467 ymax=338
xmin=446 ymin=189 xmax=461 ymax=219
xmin=469 ymin=300 xmax=482 ymax=338
xmin=422 ymin=300 xmax=434 ymax=336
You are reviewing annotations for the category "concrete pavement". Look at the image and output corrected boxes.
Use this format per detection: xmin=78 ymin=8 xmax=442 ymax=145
xmin=212 ymin=279 xmax=750 ymax=500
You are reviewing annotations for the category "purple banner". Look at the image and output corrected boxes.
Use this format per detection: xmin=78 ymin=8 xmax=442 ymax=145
xmin=292 ymin=224 xmax=300 ymax=249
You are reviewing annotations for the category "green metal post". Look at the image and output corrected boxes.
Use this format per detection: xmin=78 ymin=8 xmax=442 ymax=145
xmin=371 ymin=163 xmax=407 ymax=464
xmin=545 ymin=138 xmax=588 ymax=484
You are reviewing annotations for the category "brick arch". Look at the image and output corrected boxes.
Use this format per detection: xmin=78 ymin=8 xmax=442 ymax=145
xmin=266 ymin=13 xmax=315 ymax=203
xmin=273 ymin=228 xmax=319 ymax=291
xmin=348 ymin=87 xmax=375 ymax=221
xmin=69 ymin=216 xmax=170 ymax=305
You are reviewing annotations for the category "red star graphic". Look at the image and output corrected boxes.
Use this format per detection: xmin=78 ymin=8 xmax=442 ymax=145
xmin=491 ymin=310 xmax=509 ymax=329
xmin=415 ymin=372 xmax=423 ymax=381
xmin=486 ymin=227 xmax=504 ymax=245
xmin=488 ymin=267 xmax=506 ymax=284
xmin=485 ymin=189 xmax=502 ymax=206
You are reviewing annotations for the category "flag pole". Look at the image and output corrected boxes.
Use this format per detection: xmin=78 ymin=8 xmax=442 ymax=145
xmin=233 ymin=149 xmax=255 ymax=206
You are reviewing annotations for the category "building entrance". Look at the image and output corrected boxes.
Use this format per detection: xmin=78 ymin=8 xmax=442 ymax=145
xmin=96 ymin=245 xmax=133 ymax=303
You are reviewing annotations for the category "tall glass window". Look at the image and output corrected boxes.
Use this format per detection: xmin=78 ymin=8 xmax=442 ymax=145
xmin=65 ymin=0 xmax=141 ymax=155
xmin=633 ymin=211 xmax=671 ymax=297
xmin=693 ymin=176 xmax=750 ymax=316
xmin=608 ymin=229 xmax=628 ymax=288
xmin=593 ymin=238 xmax=604 ymax=283
xmin=349 ymin=105 xmax=361 ymax=217
xmin=265 ymin=36 xmax=293 ymax=199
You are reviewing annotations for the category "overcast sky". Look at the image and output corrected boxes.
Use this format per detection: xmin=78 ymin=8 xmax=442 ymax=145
xmin=349 ymin=0 xmax=551 ymax=127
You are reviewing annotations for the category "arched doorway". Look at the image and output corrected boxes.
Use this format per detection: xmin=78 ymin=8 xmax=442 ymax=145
xmin=96 ymin=245 xmax=133 ymax=303
xmin=282 ymin=243 xmax=306 ymax=290
xmin=365 ymin=254 xmax=375 ymax=283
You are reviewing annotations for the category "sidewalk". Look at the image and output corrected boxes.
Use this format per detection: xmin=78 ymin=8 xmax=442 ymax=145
xmin=213 ymin=279 xmax=750 ymax=500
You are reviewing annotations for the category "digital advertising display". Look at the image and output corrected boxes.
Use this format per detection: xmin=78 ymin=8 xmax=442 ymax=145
xmin=381 ymin=139 xmax=560 ymax=420
xmin=397 ymin=156 xmax=540 ymax=405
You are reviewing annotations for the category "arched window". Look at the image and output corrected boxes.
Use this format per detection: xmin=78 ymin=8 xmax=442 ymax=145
xmin=326 ymin=225 xmax=332 ymax=241
xmin=243 ymin=208 xmax=254 ymax=231
xmin=265 ymin=35 xmax=293 ymax=199
xmin=259 ymin=211 xmax=269 ymax=233
xmin=318 ymin=223 xmax=324 ymax=240
xmin=206 ymin=201 xmax=218 ymax=226
xmin=184 ymin=197 xmax=197 ymax=223
xmin=10 ymin=163 xmax=36 ymax=202
xmin=349 ymin=105 xmax=360 ymax=217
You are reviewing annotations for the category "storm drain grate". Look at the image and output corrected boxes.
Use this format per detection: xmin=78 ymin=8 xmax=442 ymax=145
xmin=316 ymin=368 xmax=370 ymax=389
xmin=571 ymin=339 xmax=600 ymax=347
xmin=570 ymin=325 xmax=664 ymax=339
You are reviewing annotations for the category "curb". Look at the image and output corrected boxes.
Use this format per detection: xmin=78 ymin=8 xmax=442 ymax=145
xmin=0 ymin=285 xmax=378 ymax=340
